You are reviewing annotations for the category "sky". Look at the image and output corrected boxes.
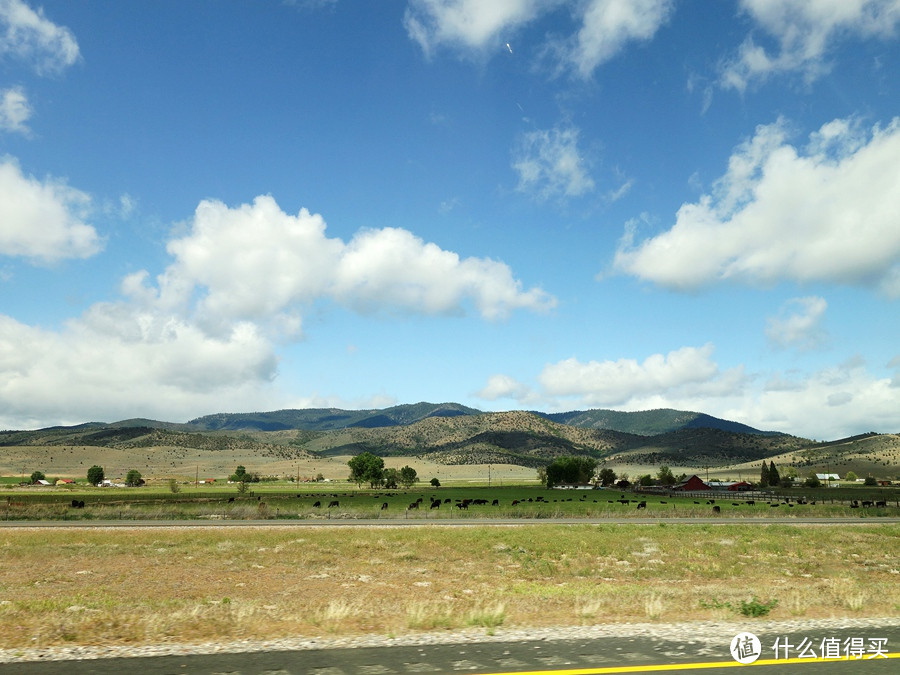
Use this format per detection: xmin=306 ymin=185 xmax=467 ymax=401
xmin=1 ymin=0 xmax=899 ymax=440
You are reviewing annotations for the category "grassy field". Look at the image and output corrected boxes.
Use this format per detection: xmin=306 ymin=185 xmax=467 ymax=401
xmin=0 ymin=523 xmax=897 ymax=650
xmin=3 ymin=483 xmax=899 ymax=521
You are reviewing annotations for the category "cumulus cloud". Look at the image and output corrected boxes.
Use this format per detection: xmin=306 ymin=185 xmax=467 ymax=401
xmin=512 ymin=125 xmax=595 ymax=200
xmin=563 ymin=0 xmax=673 ymax=77
xmin=404 ymin=0 xmax=548 ymax=57
xmin=404 ymin=0 xmax=671 ymax=76
xmin=537 ymin=344 xmax=741 ymax=407
xmin=721 ymin=0 xmax=900 ymax=91
xmin=0 ymin=0 xmax=80 ymax=73
xmin=749 ymin=358 xmax=900 ymax=438
xmin=478 ymin=346 xmax=900 ymax=438
xmin=0 ymin=157 xmax=103 ymax=262
xmin=476 ymin=373 xmax=534 ymax=401
xmin=144 ymin=195 xmax=555 ymax=330
xmin=614 ymin=117 xmax=900 ymax=295
xmin=0 ymin=192 xmax=555 ymax=428
xmin=766 ymin=296 xmax=828 ymax=350
xmin=0 ymin=310 xmax=279 ymax=428
xmin=0 ymin=86 xmax=30 ymax=133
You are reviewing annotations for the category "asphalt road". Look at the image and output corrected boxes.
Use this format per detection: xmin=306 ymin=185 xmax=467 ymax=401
xmin=1 ymin=516 xmax=899 ymax=528
xmin=3 ymin=627 xmax=898 ymax=674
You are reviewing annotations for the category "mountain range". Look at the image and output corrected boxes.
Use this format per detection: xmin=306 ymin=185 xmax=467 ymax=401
xmin=3 ymin=403 xmax=897 ymax=474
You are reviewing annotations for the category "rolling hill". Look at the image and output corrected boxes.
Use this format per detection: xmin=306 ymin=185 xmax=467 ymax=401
xmin=2 ymin=404 xmax=897 ymax=478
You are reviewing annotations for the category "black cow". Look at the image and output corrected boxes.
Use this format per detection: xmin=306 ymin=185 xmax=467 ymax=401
xmin=430 ymin=500 xmax=440 ymax=509
xmin=328 ymin=500 xmax=339 ymax=508
xmin=636 ymin=501 xmax=646 ymax=510
xmin=408 ymin=501 xmax=419 ymax=510
xmin=875 ymin=501 xmax=887 ymax=507
xmin=312 ymin=501 xmax=321 ymax=507
xmin=456 ymin=502 xmax=468 ymax=510
xmin=712 ymin=505 xmax=721 ymax=514
xmin=491 ymin=499 xmax=499 ymax=506
xmin=381 ymin=502 xmax=388 ymax=510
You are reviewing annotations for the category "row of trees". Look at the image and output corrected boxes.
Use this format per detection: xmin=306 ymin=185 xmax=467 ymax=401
xmin=347 ymin=452 xmax=425 ymax=489
xmin=27 ymin=466 xmax=142 ymax=487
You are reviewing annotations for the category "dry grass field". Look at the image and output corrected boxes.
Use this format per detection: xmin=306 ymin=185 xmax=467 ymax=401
xmin=0 ymin=523 xmax=897 ymax=650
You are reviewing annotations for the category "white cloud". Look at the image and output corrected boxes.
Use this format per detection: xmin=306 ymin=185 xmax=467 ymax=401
xmin=564 ymin=0 xmax=673 ymax=77
xmin=0 ymin=157 xmax=103 ymax=262
xmin=721 ymin=0 xmax=900 ymax=91
xmin=480 ymin=346 xmax=900 ymax=438
xmin=512 ymin=125 xmax=595 ymax=200
xmin=614 ymin=117 xmax=900 ymax=295
xmin=0 ymin=309 xmax=279 ymax=429
xmin=147 ymin=195 xmax=555 ymax=330
xmin=0 ymin=0 xmax=80 ymax=73
xmin=404 ymin=0 xmax=670 ymax=76
xmin=476 ymin=373 xmax=533 ymax=401
xmin=404 ymin=0 xmax=548 ymax=57
xmin=0 ymin=192 xmax=555 ymax=428
xmin=748 ymin=358 xmax=900 ymax=439
xmin=0 ymin=86 xmax=30 ymax=133
xmin=766 ymin=296 xmax=828 ymax=349
xmin=537 ymin=344 xmax=736 ymax=407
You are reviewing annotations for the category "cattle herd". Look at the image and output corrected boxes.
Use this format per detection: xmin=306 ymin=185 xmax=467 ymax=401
xmin=291 ymin=491 xmax=896 ymax=515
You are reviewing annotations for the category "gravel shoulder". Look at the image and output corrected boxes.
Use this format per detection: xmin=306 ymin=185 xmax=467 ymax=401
xmin=3 ymin=617 xmax=900 ymax=664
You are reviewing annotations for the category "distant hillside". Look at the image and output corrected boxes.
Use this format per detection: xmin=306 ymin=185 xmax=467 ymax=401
xmin=541 ymin=408 xmax=775 ymax=436
xmin=4 ymin=408 xmax=897 ymax=476
xmin=185 ymin=402 xmax=482 ymax=432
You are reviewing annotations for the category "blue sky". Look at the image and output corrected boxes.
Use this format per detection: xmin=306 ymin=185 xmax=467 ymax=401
xmin=1 ymin=0 xmax=899 ymax=439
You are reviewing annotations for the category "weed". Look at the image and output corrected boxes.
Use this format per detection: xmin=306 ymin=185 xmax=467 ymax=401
xmin=739 ymin=597 xmax=778 ymax=617
xmin=465 ymin=602 xmax=505 ymax=630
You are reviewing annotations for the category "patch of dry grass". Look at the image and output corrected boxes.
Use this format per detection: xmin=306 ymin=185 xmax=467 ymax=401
xmin=0 ymin=523 xmax=897 ymax=649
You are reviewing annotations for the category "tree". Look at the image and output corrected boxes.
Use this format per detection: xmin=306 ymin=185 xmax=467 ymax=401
xmin=30 ymin=471 xmax=46 ymax=484
xmin=845 ymin=471 xmax=858 ymax=482
xmin=347 ymin=452 xmax=384 ymax=488
xmin=125 ymin=469 xmax=143 ymax=487
xmin=656 ymin=465 xmax=676 ymax=486
xmin=637 ymin=474 xmax=655 ymax=487
xmin=759 ymin=461 xmax=769 ymax=487
xmin=399 ymin=465 xmax=418 ymax=488
xmin=382 ymin=468 xmax=399 ymax=489
xmin=598 ymin=468 xmax=617 ymax=486
xmin=87 ymin=465 xmax=104 ymax=486
xmin=863 ymin=475 xmax=878 ymax=486
xmin=430 ymin=477 xmax=441 ymax=488
xmin=544 ymin=456 xmax=597 ymax=488
xmin=768 ymin=461 xmax=780 ymax=487
xmin=230 ymin=465 xmax=248 ymax=482
xmin=804 ymin=474 xmax=821 ymax=488
xmin=168 ymin=478 xmax=180 ymax=494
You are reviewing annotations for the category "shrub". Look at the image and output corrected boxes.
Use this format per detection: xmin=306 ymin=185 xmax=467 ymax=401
xmin=739 ymin=597 xmax=778 ymax=617
xmin=30 ymin=471 xmax=46 ymax=484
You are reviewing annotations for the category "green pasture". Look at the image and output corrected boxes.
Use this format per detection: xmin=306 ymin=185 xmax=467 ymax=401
xmin=2 ymin=483 xmax=898 ymax=521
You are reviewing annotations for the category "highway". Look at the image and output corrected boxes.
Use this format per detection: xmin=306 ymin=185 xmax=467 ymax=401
xmin=2 ymin=626 xmax=898 ymax=673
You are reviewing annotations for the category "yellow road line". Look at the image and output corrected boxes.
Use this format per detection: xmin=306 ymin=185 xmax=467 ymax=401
xmin=473 ymin=651 xmax=900 ymax=674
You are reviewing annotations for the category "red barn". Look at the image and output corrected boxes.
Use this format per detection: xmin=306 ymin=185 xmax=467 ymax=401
xmin=674 ymin=475 xmax=710 ymax=491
